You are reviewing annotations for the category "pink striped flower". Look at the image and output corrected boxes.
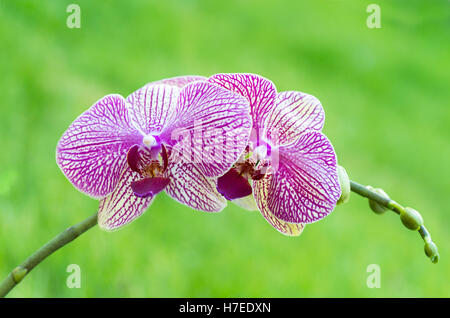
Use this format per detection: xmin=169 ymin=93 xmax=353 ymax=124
xmin=210 ymin=73 xmax=341 ymax=236
xmin=57 ymin=76 xmax=252 ymax=230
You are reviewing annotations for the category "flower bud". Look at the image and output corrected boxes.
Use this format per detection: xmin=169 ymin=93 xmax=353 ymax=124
xmin=424 ymin=241 xmax=438 ymax=258
xmin=400 ymin=207 xmax=423 ymax=231
xmin=337 ymin=165 xmax=350 ymax=205
xmin=367 ymin=186 xmax=389 ymax=214
xmin=431 ymin=254 xmax=440 ymax=264
xmin=12 ymin=266 xmax=27 ymax=283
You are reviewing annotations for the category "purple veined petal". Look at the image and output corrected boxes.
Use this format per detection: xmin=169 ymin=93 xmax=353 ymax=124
xmin=56 ymin=94 xmax=142 ymax=199
xmin=161 ymin=81 xmax=252 ymax=178
xmin=131 ymin=176 xmax=170 ymax=198
xmin=150 ymin=75 xmax=208 ymax=88
xmin=208 ymin=73 xmax=277 ymax=131
xmin=125 ymin=77 xmax=207 ymax=135
xmin=264 ymin=91 xmax=325 ymax=146
xmin=261 ymin=130 xmax=341 ymax=224
xmin=216 ymin=168 xmax=252 ymax=200
xmin=98 ymin=167 xmax=154 ymax=231
xmin=253 ymin=169 xmax=305 ymax=236
xmin=126 ymin=84 xmax=180 ymax=135
xmin=165 ymin=161 xmax=227 ymax=212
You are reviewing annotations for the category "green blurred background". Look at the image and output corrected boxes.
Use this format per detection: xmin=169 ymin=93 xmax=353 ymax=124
xmin=0 ymin=0 xmax=448 ymax=297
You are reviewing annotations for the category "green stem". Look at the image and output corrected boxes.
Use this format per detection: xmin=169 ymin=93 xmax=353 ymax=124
xmin=0 ymin=179 xmax=439 ymax=297
xmin=350 ymin=180 xmax=401 ymax=214
xmin=0 ymin=213 xmax=98 ymax=297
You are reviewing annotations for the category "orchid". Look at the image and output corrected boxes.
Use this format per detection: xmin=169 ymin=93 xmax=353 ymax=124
xmin=0 ymin=73 xmax=440 ymax=297
xmin=209 ymin=73 xmax=341 ymax=236
xmin=56 ymin=76 xmax=252 ymax=230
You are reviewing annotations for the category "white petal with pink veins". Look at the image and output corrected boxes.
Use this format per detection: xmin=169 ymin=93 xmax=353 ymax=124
xmin=209 ymin=73 xmax=277 ymax=129
xmin=264 ymin=91 xmax=325 ymax=146
xmin=258 ymin=130 xmax=340 ymax=224
xmin=126 ymin=84 xmax=180 ymax=135
xmin=98 ymin=167 xmax=155 ymax=231
xmin=161 ymin=81 xmax=252 ymax=178
xmin=253 ymin=170 xmax=305 ymax=236
xmin=56 ymin=94 xmax=142 ymax=199
xmin=150 ymin=75 xmax=207 ymax=88
xmin=165 ymin=161 xmax=226 ymax=212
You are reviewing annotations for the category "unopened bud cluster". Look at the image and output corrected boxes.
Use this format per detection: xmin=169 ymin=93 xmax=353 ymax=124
xmin=365 ymin=185 xmax=439 ymax=264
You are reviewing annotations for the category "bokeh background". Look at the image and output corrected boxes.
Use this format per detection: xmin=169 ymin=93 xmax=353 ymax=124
xmin=0 ymin=0 xmax=448 ymax=297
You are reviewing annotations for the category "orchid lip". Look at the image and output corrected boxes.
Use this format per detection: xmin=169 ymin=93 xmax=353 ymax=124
xmin=131 ymin=176 xmax=170 ymax=198
xmin=216 ymin=168 xmax=252 ymax=200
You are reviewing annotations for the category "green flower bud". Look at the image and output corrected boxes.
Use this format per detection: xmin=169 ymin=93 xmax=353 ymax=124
xmin=337 ymin=165 xmax=350 ymax=205
xmin=400 ymin=207 xmax=423 ymax=231
xmin=431 ymin=254 xmax=440 ymax=264
xmin=424 ymin=241 xmax=438 ymax=258
xmin=367 ymin=186 xmax=389 ymax=214
xmin=12 ymin=266 xmax=27 ymax=283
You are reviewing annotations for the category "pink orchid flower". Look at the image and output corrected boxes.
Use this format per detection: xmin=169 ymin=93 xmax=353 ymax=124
xmin=210 ymin=73 xmax=341 ymax=236
xmin=57 ymin=76 xmax=252 ymax=230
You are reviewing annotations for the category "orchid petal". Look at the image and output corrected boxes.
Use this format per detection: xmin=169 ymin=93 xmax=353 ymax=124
xmin=150 ymin=75 xmax=207 ymax=88
xmin=258 ymin=130 xmax=340 ymax=224
xmin=264 ymin=91 xmax=325 ymax=145
xmin=253 ymin=171 xmax=304 ymax=236
xmin=165 ymin=162 xmax=226 ymax=212
xmin=208 ymin=73 xmax=277 ymax=130
xmin=56 ymin=95 xmax=141 ymax=199
xmin=162 ymin=81 xmax=252 ymax=178
xmin=232 ymin=194 xmax=258 ymax=211
xmin=98 ymin=167 xmax=154 ymax=231
xmin=126 ymin=84 xmax=180 ymax=135
xmin=125 ymin=76 xmax=207 ymax=135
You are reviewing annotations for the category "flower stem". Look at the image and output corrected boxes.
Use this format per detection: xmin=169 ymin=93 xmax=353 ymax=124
xmin=350 ymin=180 xmax=400 ymax=213
xmin=0 ymin=213 xmax=98 ymax=297
xmin=0 ymin=179 xmax=439 ymax=297
xmin=349 ymin=180 xmax=439 ymax=263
